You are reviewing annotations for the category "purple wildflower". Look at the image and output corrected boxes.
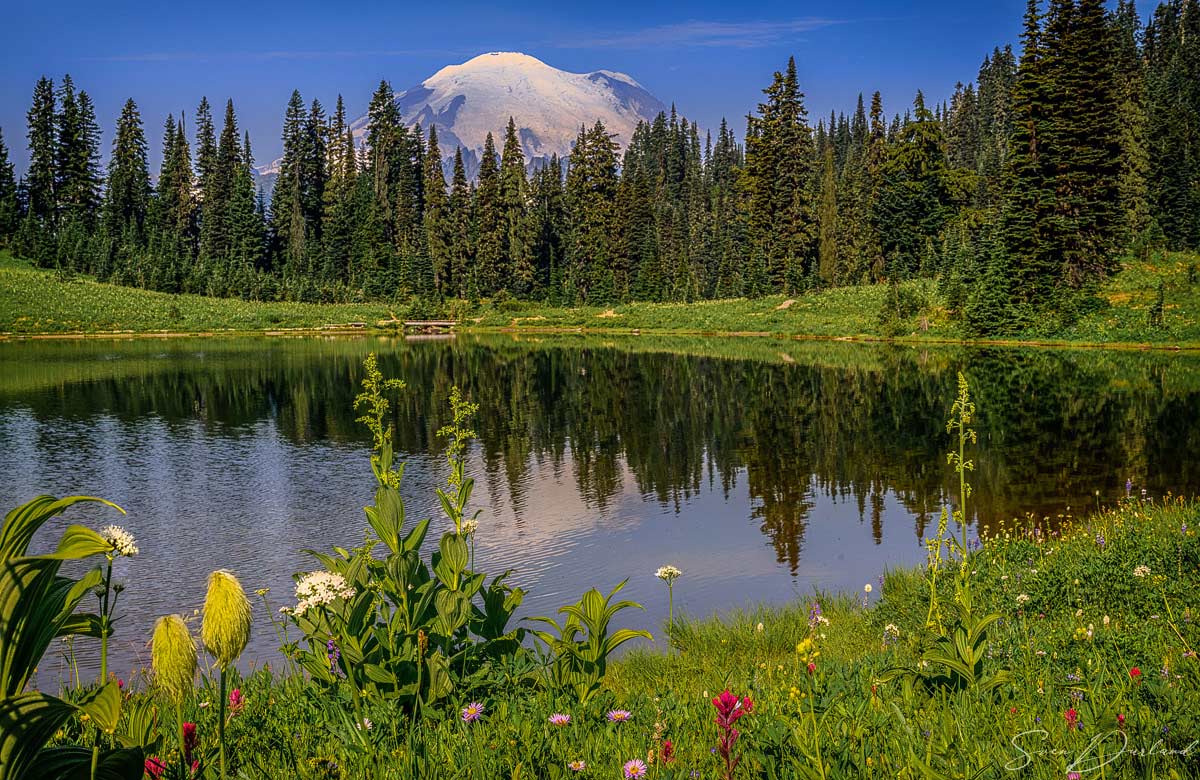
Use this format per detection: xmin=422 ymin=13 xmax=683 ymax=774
xmin=548 ymin=713 xmax=571 ymax=726
xmin=808 ymin=601 xmax=823 ymax=630
xmin=623 ymin=759 xmax=647 ymax=779
xmin=606 ymin=709 xmax=632 ymax=723
xmin=461 ymin=702 xmax=484 ymax=723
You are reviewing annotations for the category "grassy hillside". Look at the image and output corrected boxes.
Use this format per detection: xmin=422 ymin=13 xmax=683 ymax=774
xmin=0 ymin=252 xmax=394 ymax=334
xmin=3 ymin=249 xmax=1199 ymax=345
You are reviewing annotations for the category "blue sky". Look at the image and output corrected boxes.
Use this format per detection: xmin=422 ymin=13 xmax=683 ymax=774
xmin=2 ymin=0 xmax=1045 ymax=174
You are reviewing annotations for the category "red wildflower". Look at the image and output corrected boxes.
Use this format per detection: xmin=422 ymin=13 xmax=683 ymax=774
xmin=807 ymin=661 xmax=816 ymax=675
xmin=660 ymin=739 xmax=675 ymax=764
xmin=229 ymin=687 xmax=245 ymax=716
xmin=1130 ymin=667 xmax=1142 ymax=681
xmin=1117 ymin=713 xmax=1126 ymax=729
xmin=144 ymin=757 xmax=166 ymax=779
xmin=712 ymin=691 xmax=754 ymax=780
xmin=1065 ymin=708 xmax=1079 ymax=730
xmin=182 ymin=721 xmax=198 ymax=764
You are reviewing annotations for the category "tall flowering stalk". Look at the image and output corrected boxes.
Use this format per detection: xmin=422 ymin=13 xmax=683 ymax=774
xmin=655 ymin=565 xmax=682 ymax=628
xmin=946 ymin=371 xmax=976 ymax=570
xmin=201 ymin=570 xmax=252 ymax=780
xmin=711 ymin=690 xmax=753 ymax=780
xmin=151 ymin=614 xmax=197 ymax=772
xmin=97 ymin=524 xmax=137 ymax=682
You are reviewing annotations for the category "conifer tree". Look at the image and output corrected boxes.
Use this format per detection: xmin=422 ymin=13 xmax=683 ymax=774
xmin=0 ymin=128 xmax=18 ymax=241
xmin=499 ymin=117 xmax=534 ymax=295
xmin=817 ymin=142 xmax=839 ymax=284
xmin=473 ymin=132 xmax=503 ymax=296
xmin=103 ymin=98 xmax=151 ymax=241
xmin=25 ymin=77 xmax=56 ymax=224
xmin=447 ymin=147 xmax=473 ymax=297
xmin=422 ymin=124 xmax=451 ymax=295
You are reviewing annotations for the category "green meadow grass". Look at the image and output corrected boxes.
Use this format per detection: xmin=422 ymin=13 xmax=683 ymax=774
xmin=5 ymin=249 xmax=1200 ymax=346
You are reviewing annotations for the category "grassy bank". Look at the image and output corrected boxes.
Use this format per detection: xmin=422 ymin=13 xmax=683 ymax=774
xmin=4 ymin=249 xmax=1200 ymax=346
xmin=46 ymin=498 xmax=1200 ymax=779
xmin=0 ymin=252 xmax=394 ymax=334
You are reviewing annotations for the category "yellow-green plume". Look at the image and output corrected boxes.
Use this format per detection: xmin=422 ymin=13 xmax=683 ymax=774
xmin=201 ymin=569 xmax=252 ymax=668
xmin=151 ymin=614 xmax=197 ymax=704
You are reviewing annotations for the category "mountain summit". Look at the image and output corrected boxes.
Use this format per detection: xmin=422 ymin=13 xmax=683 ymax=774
xmin=352 ymin=52 xmax=664 ymax=174
xmin=255 ymin=52 xmax=665 ymax=184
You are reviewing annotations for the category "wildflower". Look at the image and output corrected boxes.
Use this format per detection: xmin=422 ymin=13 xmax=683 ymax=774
xmin=1103 ymin=615 xmax=1110 ymax=627
xmin=712 ymin=691 xmax=753 ymax=778
xmin=461 ymin=518 xmax=479 ymax=535
xmin=1130 ymin=667 xmax=1142 ymax=681
xmin=1133 ymin=565 xmax=1151 ymax=578
xmin=864 ymin=583 xmax=873 ymax=594
xmin=182 ymin=722 xmax=198 ymax=763
xmin=607 ymin=709 xmax=632 ymax=723
xmin=623 ymin=759 xmax=648 ymax=779
xmin=1016 ymin=593 xmax=1030 ymax=606
xmin=568 ymin=760 xmax=586 ymax=772
xmin=291 ymin=570 xmax=356 ymax=615
xmin=755 ymin=622 xmax=764 ymax=633
xmin=461 ymin=702 xmax=484 ymax=722
xmin=660 ymin=739 xmax=675 ymax=764
xmin=144 ymin=758 xmax=166 ymax=780
xmin=357 ymin=718 xmax=373 ymax=731
xmin=807 ymin=661 xmax=817 ymax=674
xmin=655 ymin=565 xmax=682 ymax=583
xmin=883 ymin=624 xmax=900 ymax=646
xmin=151 ymin=614 xmax=197 ymax=705
xmin=808 ymin=601 xmax=823 ymax=630
xmin=1065 ymin=708 xmax=1078 ymax=730
xmin=100 ymin=525 xmax=138 ymax=557
xmin=202 ymin=570 xmax=252 ymax=668
xmin=1069 ymin=773 xmax=1082 ymax=780
xmin=548 ymin=713 xmax=571 ymax=726
xmin=228 ymin=687 xmax=244 ymax=716
xmin=326 ymin=639 xmax=341 ymax=672
xmin=1117 ymin=713 xmax=1126 ymax=729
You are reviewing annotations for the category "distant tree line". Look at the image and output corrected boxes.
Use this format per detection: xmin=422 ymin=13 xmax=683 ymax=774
xmin=0 ymin=0 xmax=1196 ymax=333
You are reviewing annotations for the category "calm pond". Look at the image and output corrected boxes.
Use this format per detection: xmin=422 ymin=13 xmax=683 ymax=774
xmin=3 ymin=334 xmax=1198 ymax=685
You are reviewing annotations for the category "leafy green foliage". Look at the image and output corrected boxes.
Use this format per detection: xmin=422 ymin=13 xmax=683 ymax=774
xmin=0 ymin=495 xmax=143 ymax=780
xmin=529 ymin=580 xmax=652 ymax=704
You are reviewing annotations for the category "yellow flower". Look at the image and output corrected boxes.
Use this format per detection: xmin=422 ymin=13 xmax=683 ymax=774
xmin=201 ymin=570 xmax=252 ymax=668
xmin=152 ymin=614 xmax=197 ymax=705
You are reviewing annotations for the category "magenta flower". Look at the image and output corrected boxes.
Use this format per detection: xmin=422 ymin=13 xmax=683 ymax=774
xmin=624 ymin=759 xmax=648 ymax=779
xmin=228 ymin=687 xmax=244 ymax=716
xmin=461 ymin=702 xmax=484 ymax=723
xmin=144 ymin=757 xmax=166 ymax=780
xmin=549 ymin=712 xmax=571 ymax=726
xmin=606 ymin=709 xmax=632 ymax=723
xmin=712 ymin=690 xmax=754 ymax=780
xmin=568 ymin=760 xmax=587 ymax=772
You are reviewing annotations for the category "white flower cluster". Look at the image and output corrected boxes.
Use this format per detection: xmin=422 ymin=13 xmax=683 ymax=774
xmin=883 ymin=623 xmax=900 ymax=639
xmin=654 ymin=565 xmax=682 ymax=582
xmin=1016 ymin=593 xmax=1031 ymax=606
xmin=1133 ymin=565 xmax=1151 ymax=578
xmin=461 ymin=518 xmax=479 ymax=536
xmin=101 ymin=525 xmax=139 ymax=557
xmin=290 ymin=570 xmax=356 ymax=615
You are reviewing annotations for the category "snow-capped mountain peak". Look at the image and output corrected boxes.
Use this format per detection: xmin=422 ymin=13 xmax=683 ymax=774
xmin=257 ymin=52 xmax=665 ymax=182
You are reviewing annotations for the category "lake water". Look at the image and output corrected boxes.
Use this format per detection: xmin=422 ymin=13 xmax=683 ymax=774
xmin=3 ymin=334 xmax=1198 ymax=686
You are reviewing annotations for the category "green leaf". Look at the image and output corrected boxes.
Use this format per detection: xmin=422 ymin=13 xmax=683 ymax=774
xmin=48 ymin=525 xmax=112 ymax=560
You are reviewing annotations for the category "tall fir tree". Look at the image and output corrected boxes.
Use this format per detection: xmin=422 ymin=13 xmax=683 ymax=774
xmin=499 ymin=117 xmax=534 ymax=295
xmin=421 ymin=124 xmax=451 ymax=296
xmin=0 ymin=128 xmax=18 ymax=241
xmin=102 ymin=98 xmax=151 ymax=242
xmin=25 ymin=77 xmax=56 ymax=224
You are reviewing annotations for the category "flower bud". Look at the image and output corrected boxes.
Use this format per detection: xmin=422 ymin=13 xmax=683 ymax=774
xmin=201 ymin=570 xmax=252 ymax=668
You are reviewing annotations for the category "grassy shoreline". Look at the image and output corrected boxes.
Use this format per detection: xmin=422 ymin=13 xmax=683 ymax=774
xmin=5 ymin=250 xmax=1200 ymax=351
xmin=47 ymin=497 xmax=1200 ymax=778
